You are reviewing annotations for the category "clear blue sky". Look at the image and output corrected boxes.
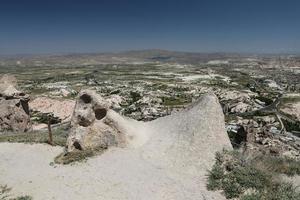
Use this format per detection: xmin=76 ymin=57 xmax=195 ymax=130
xmin=0 ymin=0 xmax=299 ymax=54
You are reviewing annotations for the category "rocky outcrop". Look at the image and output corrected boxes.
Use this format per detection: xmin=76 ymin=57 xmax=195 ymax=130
xmin=66 ymin=90 xmax=128 ymax=151
xmin=227 ymin=116 xmax=300 ymax=159
xmin=0 ymin=75 xmax=31 ymax=132
xmin=62 ymin=90 xmax=232 ymax=199
xmin=67 ymin=90 xmax=232 ymax=170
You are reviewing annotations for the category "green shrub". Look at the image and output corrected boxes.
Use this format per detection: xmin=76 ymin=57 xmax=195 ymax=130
xmin=0 ymin=185 xmax=11 ymax=200
xmin=230 ymin=166 xmax=271 ymax=191
xmin=254 ymin=155 xmax=300 ymax=176
xmin=222 ymin=177 xmax=242 ymax=199
xmin=207 ymin=164 xmax=224 ymax=190
xmin=54 ymin=146 xmax=106 ymax=165
xmin=0 ymin=185 xmax=32 ymax=200
xmin=11 ymin=196 xmax=32 ymax=200
xmin=0 ymin=128 xmax=68 ymax=147
xmin=240 ymin=193 xmax=261 ymax=200
xmin=263 ymin=182 xmax=300 ymax=200
xmin=207 ymin=150 xmax=300 ymax=199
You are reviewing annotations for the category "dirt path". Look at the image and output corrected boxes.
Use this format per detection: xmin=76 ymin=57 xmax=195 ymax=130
xmin=0 ymin=143 xmax=226 ymax=200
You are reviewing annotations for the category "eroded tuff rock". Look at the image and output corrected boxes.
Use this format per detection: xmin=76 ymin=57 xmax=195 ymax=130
xmin=67 ymin=90 xmax=128 ymax=151
xmin=64 ymin=90 xmax=232 ymax=199
xmin=0 ymin=75 xmax=31 ymax=132
xmin=67 ymin=90 xmax=232 ymax=171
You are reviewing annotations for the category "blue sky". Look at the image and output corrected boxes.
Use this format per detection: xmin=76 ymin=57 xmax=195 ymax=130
xmin=0 ymin=0 xmax=299 ymax=54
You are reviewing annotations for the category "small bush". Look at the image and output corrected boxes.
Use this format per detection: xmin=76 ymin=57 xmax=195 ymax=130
xmin=230 ymin=166 xmax=271 ymax=191
xmin=207 ymin=164 xmax=224 ymax=190
xmin=11 ymin=196 xmax=32 ymax=200
xmin=207 ymin=150 xmax=300 ymax=199
xmin=0 ymin=128 xmax=68 ymax=147
xmin=264 ymin=182 xmax=300 ymax=200
xmin=54 ymin=146 xmax=106 ymax=165
xmin=222 ymin=177 xmax=242 ymax=199
xmin=0 ymin=185 xmax=32 ymax=200
xmin=254 ymin=155 xmax=300 ymax=176
xmin=240 ymin=193 xmax=262 ymax=200
xmin=0 ymin=185 xmax=11 ymax=200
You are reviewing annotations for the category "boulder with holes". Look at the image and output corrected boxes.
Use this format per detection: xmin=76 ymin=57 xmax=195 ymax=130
xmin=67 ymin=90 xmax=129 ymax=151
xmin=0 ymin=74 xmax=31 ymax=132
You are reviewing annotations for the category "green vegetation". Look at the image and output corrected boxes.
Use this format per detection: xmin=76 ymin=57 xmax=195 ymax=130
xmin=207 ymin=150 xmax=300 ymax=199
xmin=281 ymin=96 xmax=300 ymax=104
xmin=0 ymin=128 xmax=68 ymax=147
xmin=31 ymin=112 xmax=61 ymax=124
xmin=54 ymin=146 xmax=106 ymax=164
xmin=129 ymin=91 xmax=142 ymax=103
xmin=11 ymin=197 xmax=32 ymax=200
xmin=255 ymin=96 xmax=274 ymax=106
xmin=282 ymin=119 xmax=300 ymax=132
xmin=0 ymin=185 xmax=32 ymax=200
xmin=240 ymin=183 xmax=300 ymax=200
xmin=253 ymin=155 xmax=300 ymax=176
xmin=161 ymin=96 xmax=191 ymax=106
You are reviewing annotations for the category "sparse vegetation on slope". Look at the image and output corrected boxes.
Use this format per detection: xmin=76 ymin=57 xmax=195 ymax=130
xmin=0 ymin=128 xmax=68 ymax=146
xmin=54 ymin=146 xmax=107 ymax=164
xmin=207 ymin=150 xmax=300 ymax=199
xmin=0 ymin=185 xmax=32 ymax=200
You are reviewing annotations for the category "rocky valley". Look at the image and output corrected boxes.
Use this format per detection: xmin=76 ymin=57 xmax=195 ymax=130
xmin=0 ymin=51 xmax=299 ymax=200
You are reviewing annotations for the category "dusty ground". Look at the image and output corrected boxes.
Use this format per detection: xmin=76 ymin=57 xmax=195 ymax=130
xmin=0 ymin=143 xmax=226 ymax=200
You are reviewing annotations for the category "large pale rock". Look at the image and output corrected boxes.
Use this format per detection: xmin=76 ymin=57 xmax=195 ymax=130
xmin=0 ymin=75 xmax=31 ymax=132
xmin=67 ymin=90 xmax=127 ymax=151
xmin=67 ymin=90 xmax=232 ymax=171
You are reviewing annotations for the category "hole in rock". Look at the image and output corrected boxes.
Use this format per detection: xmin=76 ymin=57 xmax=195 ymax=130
xmin=94 ymin=108 xmax=107 ymax=120
xmin=77 ymin=115 xmax=92 ymax=127
xmin=73 ymin=141 xmax=82 ymax=150
xmin=80 ymin=94 xmax=92 ymax=104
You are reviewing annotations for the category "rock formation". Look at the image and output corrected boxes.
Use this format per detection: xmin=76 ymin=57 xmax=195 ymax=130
xmin=67 ymin=90 xmax=129 ymax=151
xmin=67 ymin=90 xmax=232 ymax=169
xmin=62 ymin=90 xmax=233 ymax=199
xmin=0 ymin=74 xmax=31 ymax=132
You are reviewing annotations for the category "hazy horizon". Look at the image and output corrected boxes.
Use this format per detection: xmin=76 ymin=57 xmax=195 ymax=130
xmin=1 ymin=48 xmax=300 ymax=57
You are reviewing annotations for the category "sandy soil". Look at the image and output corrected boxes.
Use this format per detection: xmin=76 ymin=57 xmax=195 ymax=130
xmin=0 ymin=143 xmax=226 ymax=200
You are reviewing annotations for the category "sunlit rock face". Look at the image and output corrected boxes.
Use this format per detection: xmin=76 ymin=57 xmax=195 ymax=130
xmin=67 ymin=90 xmax=232 ymax=173
xmin=65 ymin=91 xmax=232 ymax=200
xmin=0 ymin=74 xmax=31 ymax=132
xmin=67 ymin=90 xmax=128 ymax=152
